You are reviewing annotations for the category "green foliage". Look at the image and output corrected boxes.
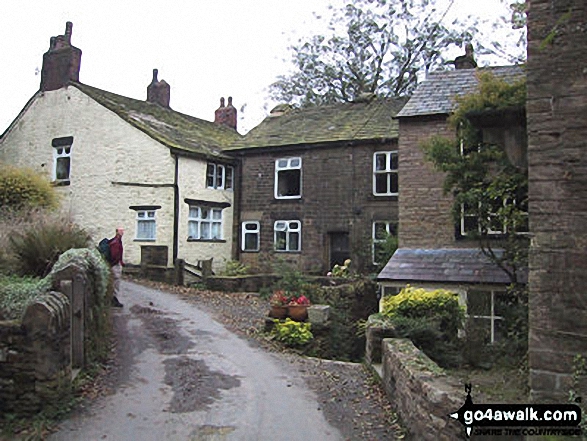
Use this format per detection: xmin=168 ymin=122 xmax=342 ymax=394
xmin=422 ymin=72 xmax=529 ymax=285
xmin=374 ymin=233 xmax=398 ymax=271
xmin=270 ymin=0 xmax=475 ymax=106
xmin=8 ymin=214 xmax=91 ymax=277
xmin=0 ymin=275 xmax=51 ymax=320
xmin=220 ymin=260 xmax=251 ymax=277
xmin=329 ymin=258 xmax=353 ymax=278
xmin=272 ymin=318 xmax=313 ymax=347
xmin=0 ymin=164 xmax=58 ymax=212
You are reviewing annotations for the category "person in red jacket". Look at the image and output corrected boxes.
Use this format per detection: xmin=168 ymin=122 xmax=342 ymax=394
xmin=109 ymin=227 xmax=125 ymax=307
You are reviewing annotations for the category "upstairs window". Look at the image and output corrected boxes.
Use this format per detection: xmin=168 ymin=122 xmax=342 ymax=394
xmin=373 ymin=151 xmax=398 ymax=196
xmin=188 ymin=206 xmax=223 ymax=240
xmin=460 ymin=197 xmax=528 ymax=237
xmin=275 ymin=157 xmax=302 ymax=199
xmin=274 ymin=220 xmax=301 ymax=252
xmin=206 ymin=163 xmax=234 ymax=190
xmin=52 ymin=137 xmax=73 ymax=182
xmin=241 ymin=221 xmax=260 ymax=252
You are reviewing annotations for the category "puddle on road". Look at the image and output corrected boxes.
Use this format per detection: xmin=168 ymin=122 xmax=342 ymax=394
xmin=131 ymin=305 xmax=195 ymax=354
xmin=163 ymin=357 xmax=241 ymax=413
xmin=189 ymin=425 xmax=236 ymax=440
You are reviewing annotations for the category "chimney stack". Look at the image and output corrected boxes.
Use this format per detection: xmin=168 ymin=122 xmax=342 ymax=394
xmin=454 ymin=43 xmax=477 ymax=70
xmin=146 ymin=69 xmax=171 ymax=108
xmin=40 ymin=22 xmax=82 ymax=92
xmin=214 ymin=96 xmax=237 ymax=131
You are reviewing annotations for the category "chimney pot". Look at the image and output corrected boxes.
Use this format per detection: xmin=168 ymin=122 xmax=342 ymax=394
xmin=146 ymin=68 xmax=171 ymax=108
xmin=214 ymin=96 xmax=237 ymax=131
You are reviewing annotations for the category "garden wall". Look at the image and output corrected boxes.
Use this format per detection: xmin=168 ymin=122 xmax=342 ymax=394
xmin=0 ymin=291 xmax=71 ymax=416
xmin=380 ymin=338 xmax=465 ymax=440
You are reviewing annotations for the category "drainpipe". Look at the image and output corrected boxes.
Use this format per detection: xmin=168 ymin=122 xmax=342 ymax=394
xmin=173 ymin=154 xmax=179 ymax=263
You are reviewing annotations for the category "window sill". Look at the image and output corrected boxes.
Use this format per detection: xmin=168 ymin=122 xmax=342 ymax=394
xmin=134 ymin=238 xmax=157 ymax=242
xmin=187 ymin=238 xmax=226 ymax=243
xmin=241 ymin=249 xmax=260 ymax=253
xmin=51 ymin=180 xmax=70 ymax=187
xmin=275 ymin=250 xmax=302 ymax=254
xmin=274 ymin=196 xmax=302 ymax=200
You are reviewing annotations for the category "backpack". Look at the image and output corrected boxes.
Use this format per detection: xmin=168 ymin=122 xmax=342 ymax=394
xmin=98 ymin=238 xmax=112 ymax=264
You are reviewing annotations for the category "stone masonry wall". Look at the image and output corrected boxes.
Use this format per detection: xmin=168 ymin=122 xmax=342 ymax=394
xmin=527 ymin=0 xmax=587 ymax=401
xmin=0 ymin=292 xmax=71 ymax=416
xmin=237 ymin=140 xmax=399 ymax=273
xmin=380 ymin=338 xmax=464 ymax=440
xmin=398 ymin=116 xmax=456 ymax=249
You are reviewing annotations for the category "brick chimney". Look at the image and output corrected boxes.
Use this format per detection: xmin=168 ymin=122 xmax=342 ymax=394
xmin=40 ymin=22 xmax=82 ymax=92
xmin=147 ymin=69 xmax=171 ymax=108
xmin=454 ymin=43 xmax=478 ymax=70
xmin=214 ymin=97 xmax=237 ymax=130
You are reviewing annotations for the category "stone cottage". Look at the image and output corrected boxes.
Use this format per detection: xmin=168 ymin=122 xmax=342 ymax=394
xmin=225 ymin=95 xmax=407 ymax=274
xmin=378 ymin=61 xmax=527 ymax=344
xmin=0 ymin=23 xmax=242 ymax=274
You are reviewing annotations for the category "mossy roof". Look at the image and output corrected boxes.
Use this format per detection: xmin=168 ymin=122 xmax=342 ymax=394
xmin=73 ymin=83 xmax=242 ymax=160
xmin=226 ymin=96 xmax=408 ymax=151
xmin=396 ymin=65 xmax=525 ymax=118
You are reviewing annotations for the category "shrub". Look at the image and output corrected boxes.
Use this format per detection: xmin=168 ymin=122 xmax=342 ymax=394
xmin=220 ymin=260 xmax=250 ymax=276
xmin=8 ymin=212 xmax=91 ymax=277
xmin=0 ymin=164 xmax=58 ymax=212
xmin=0 ymin=275 xmax=52 ymax=320
xmin=381 ymin=285 xmax=465 ymax=368
xmin=272 ymin=318 xmax=313 ymax=347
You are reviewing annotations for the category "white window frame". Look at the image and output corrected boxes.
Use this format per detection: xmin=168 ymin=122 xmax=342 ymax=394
xmin=206 ymin=163 xmax=234 ymax=190
xmin=460 ymin=198 xmax=528 ymax=237
xmin=274 ymin=220 xmax=301 ymax=252
xmin=136 ymin=210 xmax=157 ymax=241
xmin=188 ymin=206 xmax=223 ymax=240
xmin=372 ymin=221 xmax=396 ymax=265
xmin=241 ymin=221 xmax=260 ymax=252
xmin=274 ymin=157 xmax=302 ymax=199
xmin=53 ymin=143 xmax=73 ymax=182
xmin=373 ymin=151 xmax=398 ymax=196
xmin=466 ymin=290 xmax=505 ymax=344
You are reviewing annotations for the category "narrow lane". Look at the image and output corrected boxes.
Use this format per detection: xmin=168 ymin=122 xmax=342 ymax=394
xmin=49 ymin=280 xmax=342 ymax=441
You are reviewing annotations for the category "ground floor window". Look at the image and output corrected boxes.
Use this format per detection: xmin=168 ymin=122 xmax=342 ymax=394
xmin=372 ymin=221 xmax=397 ymax=265
xmin=274 ymin=220 xmax=301 ymax=252
xmin=241 ymin=221 xmax=260 ymax=252
xmin=188 ymin=206 xmax=223 ymax=240
xmin=466 ymin=289 xmax=507 ymax=344
xmin=129 ymin=206 xmax=161 ymax=241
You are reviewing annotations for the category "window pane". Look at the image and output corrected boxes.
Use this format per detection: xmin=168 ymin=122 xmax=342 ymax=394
xmin=277 ymin=159 xmax=288 ymax=168
xmin=290 ymin=158 xmax=300 ymax=168
xmin=189 ymin=207 xmax=198 ymax=218
xmin=277 ymin=170 xmax=301 ymax=197
xmin=390 ymin=153 xmax=398 ymax=170
xmin=137 ymin=211 xmax=145 ymax=218
xmin=289 ymin=221 xmax=300 ymax=230
xmin=201 ymin=208 xmax=209 ymax=219
xmin=375 ymin=154 xmax=386 ymax=171
xmin=147 ymin=211 xmax=155 ymax=218
xmin=212 ymin=209 xmax=222 ymax=220
xmin=137 ymin=220 xmax=155 ymax=240
xmin=494 ymin=292 xmax=509 ymax=316
xmin=468 ymin=290 xmax=491 ymax=316
xmin=289 ymin=232 xmax=300 ymax=251
xmin=244 ymin=233 xmax=258 ymax=251
xmin=245 ymin=222 xmax=257 ymax=231
xmin=275 ymin=221 xmax=286 ymax=230
xmin=216 ymin=165 xmax=225 ymax=188
xmin=390 ymin=173 xmax=398 ymax=193
xmin=375 ymin=174 xmax=388 ymax=194
xmin=226 ymin=166 xmax=234 ymax=189
xmin=56 ymin=157 xmax=70 ymax=180
xmin=201 ymin=222 xmax=211 ymax=239
xmin=188 ymin=221 xmax=199 ymax=238
xmin=211 ymin=222 xmax=221 ymax=239
xmin=275 ymin=231 xmax=286 ymax=250
xmin=374 ymin=222 xmax=387 ymax=240
xmin=206 ymin=164 xmax=215 ymax=188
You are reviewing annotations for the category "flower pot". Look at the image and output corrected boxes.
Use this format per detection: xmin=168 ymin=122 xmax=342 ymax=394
xmin=288 ymin=304 xmax=308 ymax=321
xmin=269 ymin=305 xmax=288 ymax=319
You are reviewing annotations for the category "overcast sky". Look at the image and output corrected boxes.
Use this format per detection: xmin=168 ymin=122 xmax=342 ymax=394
xmin=0 ymin=0 xmax=522 ymax=135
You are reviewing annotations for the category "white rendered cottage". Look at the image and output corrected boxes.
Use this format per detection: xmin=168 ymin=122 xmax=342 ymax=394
xmin=0 ymin=23 xmax=242 ymax=275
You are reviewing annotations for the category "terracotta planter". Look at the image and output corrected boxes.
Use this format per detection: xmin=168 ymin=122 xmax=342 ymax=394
xmin=269 ymin=305 xmax=288 ymax=319
xmin=288 ymin=304 xmax=309 ymax=321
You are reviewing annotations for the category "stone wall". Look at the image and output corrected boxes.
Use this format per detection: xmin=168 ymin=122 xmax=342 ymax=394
xmin=0 ymin=291 xmax=71 ymax=416
xmin=397 ymin=116 xmax=456 ymax=248
xmin=526 ymin=0 xmax=587 ymax=401
xmin=380 ymin=338 xmax=464 ymax=440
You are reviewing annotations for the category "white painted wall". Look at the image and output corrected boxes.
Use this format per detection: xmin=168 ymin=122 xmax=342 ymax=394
xmin=0 ymin=86 xmax=180 ymax=266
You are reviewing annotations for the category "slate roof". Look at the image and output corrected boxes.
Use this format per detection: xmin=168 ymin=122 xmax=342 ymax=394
xmin=377 ymin=248 xmax=527 ymax=285
xmin=226 ymin=96 xmax=409 ymax=151
xmin=396 ymin=65 xmax=526 ymax=118
xmin=73 ymin=83 xmax=242 ymax=160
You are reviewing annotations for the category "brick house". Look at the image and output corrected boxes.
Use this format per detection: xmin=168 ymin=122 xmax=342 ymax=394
xmin=377 ymin=63 xmax=528 ymax=343
xmin=225 ymin=96 xmax=407 ymax=274
xmin=0 ymin=23 xmax=241 ymax=274
xmin=527 ymin=0 xmax=587 ymax=401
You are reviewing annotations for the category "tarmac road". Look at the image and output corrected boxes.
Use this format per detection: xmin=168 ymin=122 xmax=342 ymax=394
xmin=48 ymin=280 xmax=342 ymax=441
